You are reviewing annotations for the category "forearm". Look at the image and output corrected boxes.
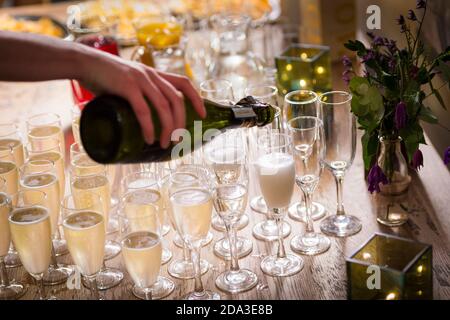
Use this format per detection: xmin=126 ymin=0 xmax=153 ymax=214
xmin=0 ymin=31 xmax=102 ymax=82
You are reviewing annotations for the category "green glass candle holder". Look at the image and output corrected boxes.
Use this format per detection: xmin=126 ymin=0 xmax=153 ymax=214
xmin=347 ymin=233 xmax=432 ymax=300
xmin=275 ymin=44 xmax=332 ymax=96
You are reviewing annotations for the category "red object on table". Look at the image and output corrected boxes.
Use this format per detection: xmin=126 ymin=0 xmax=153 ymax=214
xmin=71 ymin=35 xmax=120 ymax=107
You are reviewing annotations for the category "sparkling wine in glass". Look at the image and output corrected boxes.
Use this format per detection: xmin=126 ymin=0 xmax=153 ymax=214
xmin=319 ymin=91 xmax=362 ymax=237
xmin=256 ymin=133 xmax=304 ymax=276
xmin=169 ymin=183 xmax=220 ymax=300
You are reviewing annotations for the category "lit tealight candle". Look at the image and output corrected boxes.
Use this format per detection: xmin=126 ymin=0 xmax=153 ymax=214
xmin=316 ymin=66 xmax=325 ymax=74
xmin=362 ymin=252 xmax=371 ymax=260
xmin=300 ymin=52 xmax=308 ymax=60
xmin=286 ymin=64 xmax=293 ymax=71
xmin=385 ymin=292 xmax=397 ymax=300
xmin=299 ymin=79 xmax=307 ymax=88
xmin=417 ymin=265 xmax=424 ymax=274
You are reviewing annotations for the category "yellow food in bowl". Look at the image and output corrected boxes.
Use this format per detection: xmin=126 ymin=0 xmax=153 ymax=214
xmin=0 ymin=14 xmax=63 ymax=38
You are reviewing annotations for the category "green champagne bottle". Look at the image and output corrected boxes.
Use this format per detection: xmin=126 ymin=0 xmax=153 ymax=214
xmin=80 ymin=95 xmax=275 ymax=163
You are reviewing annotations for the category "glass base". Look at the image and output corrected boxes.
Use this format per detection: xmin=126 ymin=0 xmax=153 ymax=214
xmin=250 ymin=196 xmax=267 ymax=214
xmin=288 ymin=201 xmax=327 ymax=222
xmin=376 ymin=202 xmax=409 ymax=227
xmin=5 ymin=251 xmax=21 ymax=268
xmin=107 ymin=217 xmax=119 ymax=235
xmin=320 ymin=215 xmax=362 ymax=237
xmin=290 ymin=233 xmax=331 ymax=255
xmin=43 ymin=264 xmax=74 ymax=286
xmin=185 ymin=290 xmax=221 ymax=300
xmin=83 ymin=267 xmax=124 ymax=290
xmin=213 ymin=237 xmax=253 ymax=260
xmin=260 ymin=254 xmax=304 ymax=277
xmin=132 ymin=277 xmax=175 ymax=300
xmin=253 ymin=220 xmax=290 ymax=241
xmin=212 ymin=214 xmax=249 ymax=232
xmin=215 ymin=269 xmax=258 ymax=294
xmin=162 ymin=248 xmax=172 ymax=265
xmin=0 ymin=282 xmax=27 ymax=300
xmin=161 ymin=224 xmax=171 ymax=236
xmin=168 ymin=258 xmax=209 ymax=280
xmin=53 ymin=239 xmax=69 ymax=257
xmin=173 ymin=231 xmax=213 ymax=248
xmin=104 ymin=240 xmax=122 ymax=260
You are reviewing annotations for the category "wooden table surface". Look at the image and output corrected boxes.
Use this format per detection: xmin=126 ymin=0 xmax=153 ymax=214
xmin=1 ymin=2 xmax=449 ymax=300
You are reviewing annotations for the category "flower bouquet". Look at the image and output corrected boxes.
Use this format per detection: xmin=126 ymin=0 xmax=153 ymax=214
xmin=342 ymin=0 xmax=449 ymax=194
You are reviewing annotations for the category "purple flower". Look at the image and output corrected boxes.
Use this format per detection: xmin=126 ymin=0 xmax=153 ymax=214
xmin=373 ymin=36 xmax=384 ymax=46
xmin=416 ymin=0 xmax=426 ymax=9
xmin=395 ymin=102 xmax=407 ymax=130
xmin=362 ymin=50 xmax=376 ymax=63
xmin=367 ymin=32 xmax=375 ymax=39
xmin=342 ymin=70 xmax=352 ymax=85
xmin=386 ymin=40 xmax=398 ymax=53
xmin=342 ymin=55 xmax=352 ymax=68
xmin=407 ymin=10 xmax=417 ymax=21
xmin=412 ymin=149 xmax=424 ymax=170
xmin=397 ymin=15 xmax=405 ymax=25
xmin=368 ymin=164 xmax=389 ymax=193
xmin=444 ymin=147 xmax=450 ymax=165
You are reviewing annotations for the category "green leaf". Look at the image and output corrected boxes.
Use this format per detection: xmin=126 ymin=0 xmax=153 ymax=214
xmin=400 ymin=122 xmax=426 ymax=161
xmin=436 ymin=60 xmax=450 ymax=88
xmin=344 ymin=40 xmax=367 ymax=56
xmin=429 ymin=81 xmax=447 ymax=110
xmin=418 ymin=106 xmax=438 ymax=123
xmin=361 ymin=131 xmax=379 ymax=171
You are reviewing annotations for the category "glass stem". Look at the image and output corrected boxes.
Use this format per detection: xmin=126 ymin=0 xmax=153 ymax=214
xmin=303 ymin=191 xmax=315 ymax=233
xmin=86 ymin=274 xmax=100 ymax=300
xmin=226 ymin=223 xmax=240 ymax=272
xmin=144 ymin=288 xmax=153 ymax=300
xmin=190 ymin=246 xmax=205 ymax=296
xmin=34 ymin=274 xmax=46 ymax=300
xmin=50 ymin=244 xmax=58 ymax=269
xmin=334 ymin=173 xmax=346 ymax=216
xmin=0 ymin=256 xmax=10 ymax=286
xmin=182 ymin=243 xmax=190 ymax=262
xmin=274 ymin=209 xmax=286 ymax=259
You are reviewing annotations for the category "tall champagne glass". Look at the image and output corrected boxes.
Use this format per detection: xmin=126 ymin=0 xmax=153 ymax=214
xmin=70 ymin=165 xmax=123 ymax=290
xmin=284 ymin=90 xmax=327 ymax=222
xmin=119 ymin=192 xmax=175 ymax=300
xmin=0 ymin=178 xmax=26 ymax=299
xmin=9 ymin=190 xmax=54 ymax=299
xmin=0 ymin=123 xmax=25 ymax=167
xmin=0 ymin=144 xmax=21 ymax=268
xmin=288 ymin=117 xmax=330 ymax=255
xmin=121 ymin=172 xmax=172 ymax=264
xmin=19 ymin=160 xmax=73 ymax=285
xmin=61 ymin=193 xmax=105 ymax=299
xmin=26 ymin=113 xmax=65 ymax=158
xmin=244 ymin=85 xmax=281 ymax=216
xmin=166 ymin=171 xmax=209 ymax=279
xmin=319 ymin=91 xmax=362 ymax=237
xmin=257 ymin=133 xmax=304 ymax=276
xmin=169 ymin=179 xmax=220 ymax=300
xmin=214 ymin=182 xmax=257 ymax=293
xmin=199 ymin=79 xmax=235 ymax=104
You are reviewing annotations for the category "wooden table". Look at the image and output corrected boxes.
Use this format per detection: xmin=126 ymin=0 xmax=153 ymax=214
xmin=1 ymin=2 xmax=449 ymax=300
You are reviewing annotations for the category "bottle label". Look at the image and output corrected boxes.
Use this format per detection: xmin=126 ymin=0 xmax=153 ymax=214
xmin=232 ymin=107 xmax=256 ymax=119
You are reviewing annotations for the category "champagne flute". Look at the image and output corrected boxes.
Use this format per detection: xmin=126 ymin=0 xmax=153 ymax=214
xmin=121 ymin=178 xmax=172 ymax=265
xmin=0 ymin=144 xmax=21 ymax=268
xmin=19 ymin=160 xmax=73 ymax=285
xmin=70 ymin=166 xmax=123 ymax=289
xmin=171 ymin=164 xmax=214 ymax=248
xmin=166 ymin=171 xmax=209 ymax=279
xmin=61 ymin=193 xmax=105 ymax=300
xmin=70 ymin=142 xmax=119 ymax=234
xmin=199 ymin=79 xmax=235 ymax=104
xmin=284 ymin=90 xmax=328 ymax=222
xmin=72 ymin=104 xmax=82 ymax=147
xmin=319 ymin=91 xmax=362 ymax=237
xmin=26 ymin=113 xmax=65 ymax=158
xmin=0 ymin=123 xmax=25 ymax=167
xmin=245 ymin=85 xmax=277 ymax=215
xmin=213 ymin=182 xmax=258 ymax=293
xmin=169 ymin=179 xmax=220 ymax=300
xmin=9 ymin=190 xmax=54 ymax=299
xmin=257 ymin=133 xmax=304 ymax=276
xmin=288 ymin=117 xmax=331 ymax=255
xmin=26 ymin=139 xmax=66 ymax=200
xmin=119 ymin=191 xmax=175 ymax=300
xmin=0 ymin=177 xmax=26 ymax=299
